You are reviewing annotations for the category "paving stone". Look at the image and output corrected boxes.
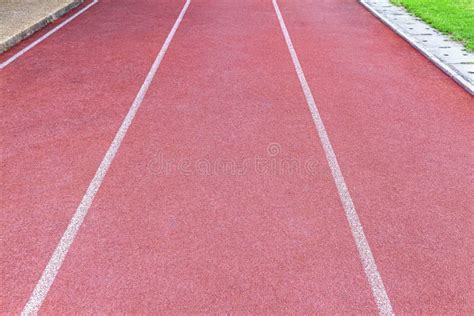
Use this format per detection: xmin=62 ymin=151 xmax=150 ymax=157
xmin=361 ymin=0 xmax=474 ymax=94
xmin=452 ymin=63 xmax=474 ymax=81
xmin=431 ymin=48 xmax=473 ymax=64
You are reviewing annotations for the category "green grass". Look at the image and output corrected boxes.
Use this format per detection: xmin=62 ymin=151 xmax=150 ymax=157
xmin=390 ymin=0 xmax=474 ymax=51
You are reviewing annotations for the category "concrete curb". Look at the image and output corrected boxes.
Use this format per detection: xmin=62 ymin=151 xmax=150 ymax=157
xmin=360 ymin=0 xmax=474 ymax=96
xmin=0 ymin=0 xmax=84 ymax=53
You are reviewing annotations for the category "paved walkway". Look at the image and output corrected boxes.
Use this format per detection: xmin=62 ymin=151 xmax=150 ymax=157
xmin=0 ymin=0 xmax=82 ymax=52
xmin=1 ymin=0 xmax=473 ymax=314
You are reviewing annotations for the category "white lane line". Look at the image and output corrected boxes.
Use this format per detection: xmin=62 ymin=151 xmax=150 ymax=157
xmin=272 ymin=1 xmax=394 ymax=315
xmin=0 ymin=0 xmax=99 ymax=70
xmin=21 ymin=1 xmax=191 ymax=314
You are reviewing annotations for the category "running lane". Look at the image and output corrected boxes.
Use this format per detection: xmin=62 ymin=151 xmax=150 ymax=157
xmin=37 ymin=0 xmax=380 ymax=313
xmin=0 ymin=1 xmax=183 ymax=312
xmin=277 ymin=0 xmax=473 ymax=314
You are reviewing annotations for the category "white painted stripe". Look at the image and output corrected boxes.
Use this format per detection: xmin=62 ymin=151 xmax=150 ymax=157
xmin=272 ymin=1 xmax=394 ymax=315
xmin=0 ymin=0 xmax=99 ymax=70
xmin=21 ymin=1 xmax=191 ymax=314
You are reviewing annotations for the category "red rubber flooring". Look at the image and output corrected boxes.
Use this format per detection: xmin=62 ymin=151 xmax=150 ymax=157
xmin=1 ymin=0 xmax=472 ymax=314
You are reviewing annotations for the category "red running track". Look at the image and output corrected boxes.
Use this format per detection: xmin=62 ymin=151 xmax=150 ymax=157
xmin=1 ymin=0 xmax=472 ymax=314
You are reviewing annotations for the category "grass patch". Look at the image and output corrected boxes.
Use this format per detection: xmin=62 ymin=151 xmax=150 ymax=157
xmin=390 ymin=0 xmax=474 ymax=51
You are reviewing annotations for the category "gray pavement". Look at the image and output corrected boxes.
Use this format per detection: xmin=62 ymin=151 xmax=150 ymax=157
xmin=0 ymin=0 xmax=83 ymax=53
